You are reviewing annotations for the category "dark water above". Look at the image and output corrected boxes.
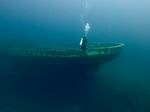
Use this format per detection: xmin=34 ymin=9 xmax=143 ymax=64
xmin=0 ymin=0 xmax=150 ymax=111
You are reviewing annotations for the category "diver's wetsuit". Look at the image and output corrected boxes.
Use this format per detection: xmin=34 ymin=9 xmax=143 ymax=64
xmin=80 ymin=37 xmax=88 ymax=56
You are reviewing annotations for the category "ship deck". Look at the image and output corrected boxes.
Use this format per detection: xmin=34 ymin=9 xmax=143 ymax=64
xmin=0 ymin=43 xmax=124 ymax=58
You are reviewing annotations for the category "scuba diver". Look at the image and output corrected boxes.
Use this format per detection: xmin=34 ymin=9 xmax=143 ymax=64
xmin=80 ymin=36 xmax=88 ymax=56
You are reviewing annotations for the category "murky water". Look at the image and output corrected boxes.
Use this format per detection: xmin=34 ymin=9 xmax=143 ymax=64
xmin=0 ymin=0 xmax=150 ymax=111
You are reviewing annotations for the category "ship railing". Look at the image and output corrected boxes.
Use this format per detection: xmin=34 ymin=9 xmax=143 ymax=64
xmin=0 ymin=43 xmax=124 ymax=57
xmin=87 ymin=43 xmax=124 ymax=56
xmin=1 ymin=48 xmax=80 ymax=57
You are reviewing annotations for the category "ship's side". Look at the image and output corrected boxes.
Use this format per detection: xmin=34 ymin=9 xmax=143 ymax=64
xmin=0 ymin=43 xmax=124 ymax=100
xmin=0 ymin=43 xmax=124 ymax=72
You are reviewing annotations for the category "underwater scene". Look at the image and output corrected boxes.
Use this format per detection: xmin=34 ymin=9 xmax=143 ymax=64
xmin=0 ymin=0 xmax=150 ymax=112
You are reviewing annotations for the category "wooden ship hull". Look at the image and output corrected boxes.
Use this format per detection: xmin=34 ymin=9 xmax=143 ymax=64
xmin=0 ymin=42 xmax=124 ymax=101
xmin=0 ymin=42 xmax=124 ymax=72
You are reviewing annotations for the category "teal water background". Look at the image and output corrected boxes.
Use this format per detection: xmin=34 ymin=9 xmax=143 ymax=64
xmin=0 ymin=0 xmax=150 ymax=112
